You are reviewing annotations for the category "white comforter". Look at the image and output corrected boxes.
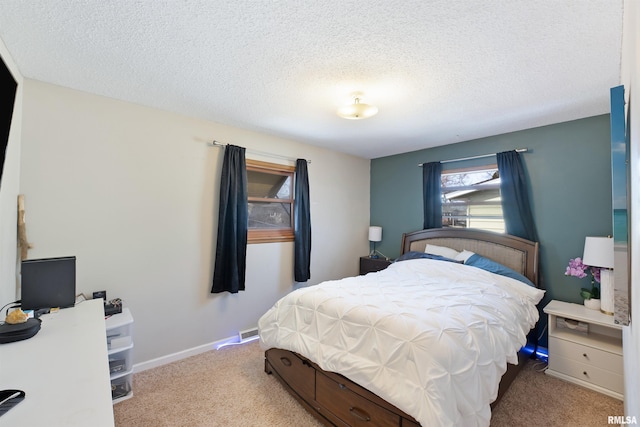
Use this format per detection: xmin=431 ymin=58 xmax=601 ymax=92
xmin=258 ymin=258 xmax=545 ymax=427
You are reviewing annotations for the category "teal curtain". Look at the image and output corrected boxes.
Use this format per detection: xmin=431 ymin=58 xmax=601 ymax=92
xmin=498 ymin=150 xmax=540 ymax=356
xmin=422 ymin=162 xmax=442 ymax=229
xmin=294 ymin=159 xmax=311 ymax=282
xmin=211 ymin=145 xmax=248 ymax=294
xmin=497 ymin=150 xmax=537 ymax=241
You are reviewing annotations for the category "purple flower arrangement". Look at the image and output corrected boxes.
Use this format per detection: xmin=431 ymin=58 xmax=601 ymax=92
xmin=565 ymin=257 xmax=601 ymax=300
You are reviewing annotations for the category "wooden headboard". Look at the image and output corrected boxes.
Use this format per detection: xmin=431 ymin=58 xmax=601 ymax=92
xmin=401 ymin=228 xmax=539 ymax=287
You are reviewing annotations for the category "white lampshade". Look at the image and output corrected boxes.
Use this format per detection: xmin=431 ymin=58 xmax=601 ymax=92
xmin=582 ymin=236 xmax=614 ymax=268
xmin=368 ymin=226 xmax=382 ymax=242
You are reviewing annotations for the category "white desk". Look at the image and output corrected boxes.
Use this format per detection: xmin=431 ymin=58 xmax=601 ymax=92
xmin=0 ymin=298 xmax=115 ymax=426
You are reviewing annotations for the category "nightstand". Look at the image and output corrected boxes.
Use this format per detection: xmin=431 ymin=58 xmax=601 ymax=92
xmin=359 ymin=256 xmax=392 ymax=275
xmin=543 ymin=300 xmax=623 ymax=400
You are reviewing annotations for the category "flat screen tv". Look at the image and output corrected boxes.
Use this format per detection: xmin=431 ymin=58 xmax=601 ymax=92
xmin=0 ymin=55 xmax=17 ymax=190
xmin=21 ymin=256 xmax=76 ymax=310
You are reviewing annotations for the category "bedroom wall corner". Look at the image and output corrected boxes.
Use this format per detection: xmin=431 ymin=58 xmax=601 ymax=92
xmin=18 ymin=80 xmax=370 ymax=364
xmin=0 ymin=38 xmax=23 ymax=310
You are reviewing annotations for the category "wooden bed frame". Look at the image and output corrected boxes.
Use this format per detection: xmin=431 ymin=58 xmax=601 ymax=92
xmin=264 ymin=228 xmax=540 ymax=427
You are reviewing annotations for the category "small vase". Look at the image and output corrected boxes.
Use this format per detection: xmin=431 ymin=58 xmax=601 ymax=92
xmin=584 ymin=298 xmax=601 ymax=311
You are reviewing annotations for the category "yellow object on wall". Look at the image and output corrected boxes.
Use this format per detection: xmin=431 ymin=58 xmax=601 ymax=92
xmin=17 ymin=194 xmax=32 ymax=260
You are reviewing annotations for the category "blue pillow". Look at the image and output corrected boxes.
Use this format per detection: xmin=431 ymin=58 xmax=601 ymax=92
xmin=395 ymin=251 xmax=463 ymax=264
xmin=464 ymin=253 xmax=535 ymax=287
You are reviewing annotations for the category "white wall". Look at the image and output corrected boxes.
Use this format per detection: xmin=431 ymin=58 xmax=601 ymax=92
xmin=0 ymin=40 xmax=23 ymax=309
xmin=19 ymin=80 xmax=370 ymax=364
xmin=621 ymin=0 xmax=640 ymax=418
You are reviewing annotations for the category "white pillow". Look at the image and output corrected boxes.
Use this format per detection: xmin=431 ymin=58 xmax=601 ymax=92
xmin=455 ymin=250 xmax=475 ymax=263
xmin=424 ymin=244 xmax=460 ymax=259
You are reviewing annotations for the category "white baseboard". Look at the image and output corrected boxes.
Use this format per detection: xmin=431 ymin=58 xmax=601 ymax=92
xmin=133 ymin=334 xmax=239 ymax=373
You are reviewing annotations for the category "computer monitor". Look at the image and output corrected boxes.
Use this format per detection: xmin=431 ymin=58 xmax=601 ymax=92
xmin=21 ymin=256 xmax=76 ymax=311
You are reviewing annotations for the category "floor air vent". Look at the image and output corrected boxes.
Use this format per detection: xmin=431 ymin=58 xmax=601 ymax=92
xmin=239 ymin=327 xmax=259 ymax=342
xmin=215 ymin=327 xmax=259 ymax=350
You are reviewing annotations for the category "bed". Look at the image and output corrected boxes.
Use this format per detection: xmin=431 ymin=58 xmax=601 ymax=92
xmin=258 ymin=228 xmax=543 ymax=427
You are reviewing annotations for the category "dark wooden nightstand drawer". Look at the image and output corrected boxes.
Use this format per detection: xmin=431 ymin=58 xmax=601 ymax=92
xmin=359 ymin=256 xmax=392 ymax=275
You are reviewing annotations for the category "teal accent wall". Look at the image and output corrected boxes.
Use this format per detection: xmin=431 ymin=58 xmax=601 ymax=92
xmin=371 ymin=115 xmax=612 ymax=345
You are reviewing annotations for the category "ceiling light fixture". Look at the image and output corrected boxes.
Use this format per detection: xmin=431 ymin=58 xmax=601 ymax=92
xmin=336 ymin=95 xmax=378 ymax=120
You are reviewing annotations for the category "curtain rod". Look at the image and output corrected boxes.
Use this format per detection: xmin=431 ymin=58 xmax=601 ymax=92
xmin=417 ymin=148 xmax=528 ymax=167
xmin=208 ymin=140 xmax=311 ymax=164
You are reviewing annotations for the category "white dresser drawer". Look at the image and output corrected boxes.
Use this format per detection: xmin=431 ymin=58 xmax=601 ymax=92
xmin=548 ymin=354 xmax=624 ymax=394
xmin=549 ymin=336 xmax=623 ymax=375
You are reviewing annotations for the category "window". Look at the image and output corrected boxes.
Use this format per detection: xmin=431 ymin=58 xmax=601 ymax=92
xmin=246 ymin=159 xmax=295 ymax=243
xmin=441 ymin=165 xmax=505 ymax=233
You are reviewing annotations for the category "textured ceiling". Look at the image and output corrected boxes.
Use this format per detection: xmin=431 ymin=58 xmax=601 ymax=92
xmin=0 ymin=1 xmax=624 ymax=159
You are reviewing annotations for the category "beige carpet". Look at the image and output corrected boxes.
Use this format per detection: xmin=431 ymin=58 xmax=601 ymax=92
xmin=114 ymin=341 xmax=624 ymax=427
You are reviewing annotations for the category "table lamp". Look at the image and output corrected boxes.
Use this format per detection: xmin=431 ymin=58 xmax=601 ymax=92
xmin=582 ymin=236 xmax=614 ymax=315
xmin=369 ymin=226 xmax=382 ymax=259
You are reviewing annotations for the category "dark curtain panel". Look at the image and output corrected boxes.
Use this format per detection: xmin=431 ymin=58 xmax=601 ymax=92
xmin=211 ymin=145 xmax=248 ymax=294
xmin=422 ymin=161 xmax=442 ymax=229
xmin=294 ymin=159 xmax=311 ymax=282
xmin=496 ymin=150 xmax=538 ymax=241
